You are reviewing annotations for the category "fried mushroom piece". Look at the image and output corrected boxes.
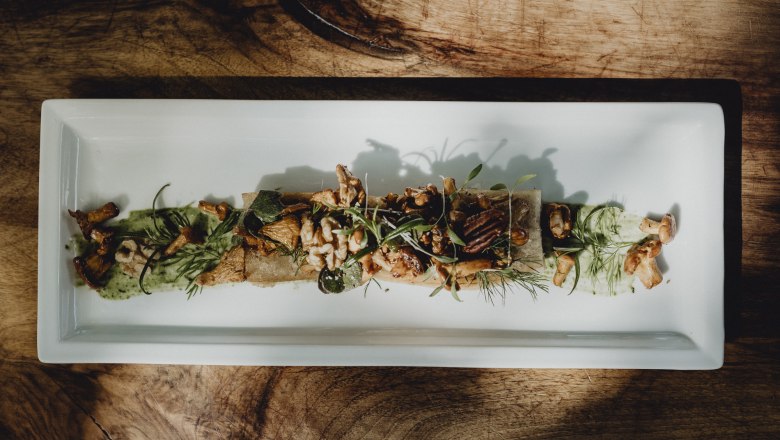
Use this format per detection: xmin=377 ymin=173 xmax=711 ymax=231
xmin=163 ymin=226 xmax=202 ymax=257
xmin=261 ymin=215 xmax=301 ymax=250
xmin=624 ymin=239 xmax=663 ymax=289
xmin=640 ymin=213 xmax=677 ymax=244
xmin=553 ymin=253 xmax=576 ymax=287
xmin=196 ymin=245 xmax=247 ymax=286
xmin=198 ymin=201 xmax=231 ymax=221
xmin=68 ymin=202 xmax=120 ymax=239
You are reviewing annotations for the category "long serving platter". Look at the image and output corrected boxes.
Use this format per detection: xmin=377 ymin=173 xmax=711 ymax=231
xmin=38 ymin=99 xmax=725 ymax=368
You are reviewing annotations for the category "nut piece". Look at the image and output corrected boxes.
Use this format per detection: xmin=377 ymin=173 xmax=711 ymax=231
xmin=624 ymin=239 xmax=663 ymax=289
xmin=300 ymin=213 xmax=316 ymax=248
xmin=414 ymin=192 xmax=431 ymax=207
xmin=449 ymin=210 xmax=467 ymax=224
xmin=371 ymin=249 xmax=394 ymax=272
xmin=347 ymin=227 xmax=366 ymax=253
xmin=303 ymin=216 xmax=348 ymax=271
xmin=68 ymin=202 xmax=120 ymax=239
xmin=115 ymin=239 xmax=156 ymax=277
xmin=477 ymin=194 xmax=492 ymax=210
xmin=163 ymin=226 xmax=202 ymax=257
xmin=639 ymin=213 xmax=677 ymax=244
xmin=336 ymin=164 xmax=366 ymax=207
xmin=430 ymin=225 xmax=451 ymax=255
xmin=389 ymin=247 xmax=424 ymax=278
xmin=198 ymin=200 xmax=231 ymax=221
xmin=463 ymin=209 xmax=506 ymax=254
xmin=553 ymin=253 xmax=575 ymax=287
xmin=261 ymin=215 xmax=301 ymax=250
xmin=310 ymin=189 xmax=338 ymax=207
xmin=371 ymin=247 xmax=423 ymax=278
xmin=546 ymin=203 xmax=572 ymax=239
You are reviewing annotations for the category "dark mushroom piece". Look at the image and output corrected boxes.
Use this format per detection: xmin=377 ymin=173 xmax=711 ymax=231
xmin=68 ymin=202 xmax=120 ymax=239
xmin=73 ymin=253 xmax=113 ymax=289
xmin=546 ymin=203 xmax=572 ymax=239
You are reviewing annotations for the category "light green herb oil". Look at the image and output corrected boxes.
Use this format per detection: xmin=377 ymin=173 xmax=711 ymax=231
xmin=70 ymin=207 xmax=217 ymax=300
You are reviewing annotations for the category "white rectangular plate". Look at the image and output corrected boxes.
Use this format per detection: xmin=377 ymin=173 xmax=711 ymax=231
xmin=38 ymin=100 xmax=725 ymax=368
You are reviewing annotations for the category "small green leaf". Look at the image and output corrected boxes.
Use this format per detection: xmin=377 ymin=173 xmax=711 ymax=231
xmin=553 ymin=246 xmax=584 ymax=253
xmin=429 ymin=285 xmax=444 ymax=297
xmin=450 ymin=282 xmax=462 ymax=302
xmin=465 ymin=163 xmax=483 ymax=184
xmin=247 ymin=190 xmax=284 ymax=223
xmin=514 ymin=174 xmax=537 ymax=187
xmin=432 ymin=255 xmax=458 ymax=264
xmin=490 ymin=183 xmax=507 ymax=191
xmin=414 ymin=223 xmax=435 ymax=232
xmin=422 ymin=265 xmax=437 ymax=282
xmin=568 ymin=255 xmax=581 ymax=296
xmin=343 ymin=246 xmax=376 ymax=268
xmin=447 ymin=227 xmax=466 ymax=246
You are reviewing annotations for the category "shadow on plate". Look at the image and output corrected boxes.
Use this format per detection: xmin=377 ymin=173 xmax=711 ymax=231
xmin=66 ymin=77 xmax=742 ymax=340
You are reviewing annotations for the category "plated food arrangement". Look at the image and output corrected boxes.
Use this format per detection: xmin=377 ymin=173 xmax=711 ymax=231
xmin=68 ymin=164 xmax=676 ymax=302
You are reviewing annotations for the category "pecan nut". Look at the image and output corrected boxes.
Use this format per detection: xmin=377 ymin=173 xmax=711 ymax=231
xmin=462 ymin=209 xmax=506 ymax=254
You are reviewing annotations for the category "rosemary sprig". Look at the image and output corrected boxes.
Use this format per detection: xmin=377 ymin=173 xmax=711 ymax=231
xmin=137 ymin=184 xmax=240 ymax=298
xmin=163 ymin=209 xmax=241 ymax=298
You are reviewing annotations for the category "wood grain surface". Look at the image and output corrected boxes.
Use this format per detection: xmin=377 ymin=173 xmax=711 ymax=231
xmin=1 ymin=0 xmax=779 ymax=438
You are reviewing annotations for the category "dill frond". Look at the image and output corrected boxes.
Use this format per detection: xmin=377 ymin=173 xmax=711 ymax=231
xmin=476 ymin=268 xmax=549 ymax=305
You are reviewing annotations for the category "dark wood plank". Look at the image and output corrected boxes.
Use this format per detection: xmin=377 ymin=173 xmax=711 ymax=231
xmin=1 ymin=0 xmax=779 ymax=438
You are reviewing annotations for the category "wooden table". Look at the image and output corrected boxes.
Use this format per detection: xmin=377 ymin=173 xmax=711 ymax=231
xmin=1 ymin=1 xmax=778 ymax=438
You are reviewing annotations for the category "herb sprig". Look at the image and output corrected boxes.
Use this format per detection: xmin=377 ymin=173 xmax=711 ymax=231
xmin=136 ymin=184 xmax=240 ymax=298
xmin=553 ymin=205 xmax=636 ymax=295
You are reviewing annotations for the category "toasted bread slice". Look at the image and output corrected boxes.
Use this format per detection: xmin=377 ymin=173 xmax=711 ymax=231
xmin=233 ymin=189 xmax=542 ymax=289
